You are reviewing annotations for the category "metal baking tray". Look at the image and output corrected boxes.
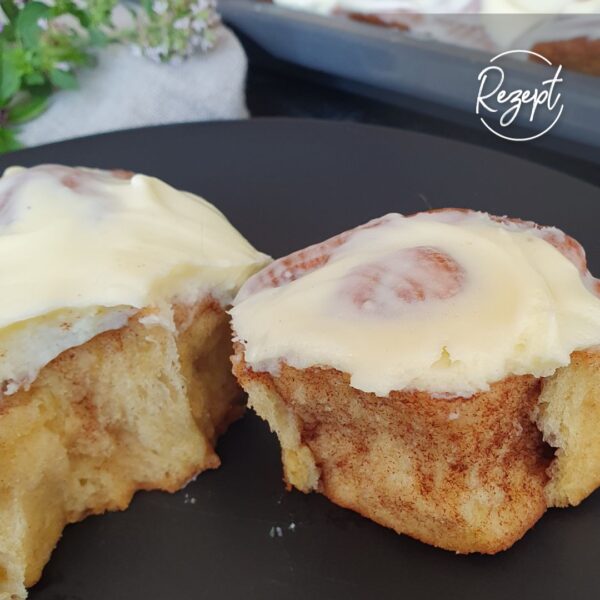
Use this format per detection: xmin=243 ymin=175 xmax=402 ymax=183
xmin=221 ymin=0 xmax=600 ymax=155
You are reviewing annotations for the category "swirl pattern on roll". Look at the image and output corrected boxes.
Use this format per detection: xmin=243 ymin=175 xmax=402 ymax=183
xmin=232 ymin=209 xmax=600 ymax=398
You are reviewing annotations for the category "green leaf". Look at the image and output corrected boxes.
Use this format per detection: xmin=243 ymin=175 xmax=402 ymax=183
xmin=140 ymin=0 xmax=153 ymax=16
xmin=23 ymin=72 xmax=45 ymax=86
xmin=23 ymin=79 xmax=53 ymax=98
xmin=0 ymin=126 xmax=22 ymax=153
xmin=0 ymin=22 xmax=16 ymax=42
xmin=68 ymin=6 xmax=90 ymax=28
xmin=49 ymin=68 xmax=77 ymax=90
xmin=0 ymin=47 xmax=22 ymax=104
xmin=15 ymin=2 xmax=50 ymax=49
xmin=88 ymin=27 xmax=108 ymax=47
xmin=0 ymin=0 xmax=18 ymax=22
xmin=7 ymin=93 xmax=49 ymax=124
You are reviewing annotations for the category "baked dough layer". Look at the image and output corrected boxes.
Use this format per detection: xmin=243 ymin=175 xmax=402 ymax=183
xmin=233 ymin=345 xmax=600 ymax=554
xmin=0 ymin=299 xmax=242 ymax=599
xmin=537 ymin=351 xmax=600 ymax=507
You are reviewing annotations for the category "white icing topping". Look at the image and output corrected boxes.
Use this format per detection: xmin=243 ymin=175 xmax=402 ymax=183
xmin=272 ymin=0 xmax=600 ymax=15
xmin=0 ymin=165 xmax=269 ymax=394
xmin=231 ymin=210 xmax=600 ymax=398
xmin=481 ymin=1 xmax=600 ymax=47
xmin=271 ymin=0 xmax=600 ymax=51
xmin=272 ymin=0 xmax=475 ymax=14
xmin=482 ymin=0 xmax=600 ymax=14
xmin=0 ymin=307 xmax=134 ymax=396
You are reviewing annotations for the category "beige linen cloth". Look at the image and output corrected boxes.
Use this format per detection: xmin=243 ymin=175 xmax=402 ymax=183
xmin=20 ymin=26 xmax=248 ymax=147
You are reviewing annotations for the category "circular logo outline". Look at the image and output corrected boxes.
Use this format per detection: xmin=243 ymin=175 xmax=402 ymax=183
xmin=478 ymin=49 xmax=564 ymax=143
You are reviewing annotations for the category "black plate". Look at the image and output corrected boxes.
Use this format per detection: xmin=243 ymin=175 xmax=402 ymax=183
xmin=4 ymin=119 xmax=600 ymax=600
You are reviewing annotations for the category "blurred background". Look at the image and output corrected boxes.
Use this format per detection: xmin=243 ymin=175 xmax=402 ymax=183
xmin=0 ymin=0 xmax=598 ymax=182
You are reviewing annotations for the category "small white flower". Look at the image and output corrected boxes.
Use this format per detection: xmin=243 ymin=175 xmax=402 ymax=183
xmin=154 ymin=43 xmax=168 ymax=57
xmin=191 ymin=0 xmax=208 ymax=13
xmin=54 ymin=61 xmax=70 ymax=71
xmin=200 ymin=36 xmax=213 ymax=51
xmin=144 ymin=42 xmax=169 ymax=63
xmin=37 ymin=17 xmax=49 ymax=30
xmin=191 ymin=18 xmax=206 ymax=32
xmin=143 ymin=46 xmax=160 ymax=62
xmin=73 ymin=0 xmax=87 ymax=9
xmin=14 ymin=0 xmax=25 ymax=7
xmin=173 ymin=16 xmax=190 ymax=30
xmin=152 ymin=0 xmax=168 ymax=15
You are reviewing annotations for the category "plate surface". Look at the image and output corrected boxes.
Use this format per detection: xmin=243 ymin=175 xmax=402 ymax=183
xmin=3 ymin=119 xmax=600 ymax=600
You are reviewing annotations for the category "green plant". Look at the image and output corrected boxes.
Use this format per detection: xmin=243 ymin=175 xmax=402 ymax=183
xmin=0 ymin=0 xmax=117 ymax=151
xmin=129 ymin=0 xmax=219 ymax=64
xmin=0 ymin=0 xmax=220 ymax=153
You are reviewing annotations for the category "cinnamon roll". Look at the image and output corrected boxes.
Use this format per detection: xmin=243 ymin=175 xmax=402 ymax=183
xmin=231 ymin=209 xmax=600 ymax=553
xmin=0 ymin=165 xmax=269 ymax=598
xmin=271 ymin=0 xmax=600 ymax=76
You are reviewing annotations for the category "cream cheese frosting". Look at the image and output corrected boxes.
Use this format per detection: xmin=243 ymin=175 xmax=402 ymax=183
xmin=272 ymin=0 xmax=475 ymax=14
xmin=0 ymin=165 xmax=269 ymax=394
xmin=231 ymin=210 xmax=600 ymax=398
xmin=272 ymin=0 xmax=600 ymax=16
xmin=482 ymin=0 xmax=600 ymax=14
xmin=481 ymin=0 xmax=600 ymax=48
xmin=271 ymin=0 xmax=599 ymax=53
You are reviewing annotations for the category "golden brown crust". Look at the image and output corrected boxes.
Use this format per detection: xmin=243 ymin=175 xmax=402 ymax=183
xmin=233 ymin=343 xmax=552 ymax=554
xmin=346 ymin=10 xmax=600 ymax=78
xmin=0 ymin=298 xmax=242 ymax=597
xmin=346 ymin=12 xmax=410 ymax=30
xmin=536 ymin=351 xmax=600 ymax=507
xmin=531 ymin=37 xmax=600 ymax=77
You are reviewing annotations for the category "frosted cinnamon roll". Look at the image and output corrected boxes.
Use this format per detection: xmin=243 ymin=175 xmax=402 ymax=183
xmin=0 ymin=165 xmax=269 ymax=599
xmin=231 ymin=209 xmax=600 ymax=553
xmin=271 ymin=0 xmax=600 ymax=75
